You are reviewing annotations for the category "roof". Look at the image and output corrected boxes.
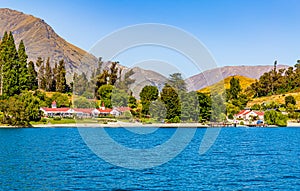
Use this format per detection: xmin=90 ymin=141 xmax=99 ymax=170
xmin=114 ymin=107 xmax=131 ymax=112
xmin=41 ymin=107 xmax=71 ymax=112
xmin=97 ymin=108 xmax=112 ymax=113
xmin=73 ymin=108 xmax=94 ymax=114
xmin=235 ymin=109 xmax=265 ymax=116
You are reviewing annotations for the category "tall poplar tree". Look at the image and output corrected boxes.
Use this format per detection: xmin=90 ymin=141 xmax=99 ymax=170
xmin=27 ymin=61 xmax=38 ymax=90
xmin=45 ymin=57 xmax=52 ymax=91
xmin=18 ymin=40 xmax=29 ymax=91
xmin=56 ymin=59 xmax=67 ymax=93
xmin=2 ymin=32 xmax=19 ymax=97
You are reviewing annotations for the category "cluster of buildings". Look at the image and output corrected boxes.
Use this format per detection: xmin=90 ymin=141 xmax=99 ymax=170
xmin=40 ymin=101 xmax=131 ymax=118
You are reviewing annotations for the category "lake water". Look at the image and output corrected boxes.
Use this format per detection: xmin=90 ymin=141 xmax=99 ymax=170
xmin=0 ymin=127 xmax=299 ymax=190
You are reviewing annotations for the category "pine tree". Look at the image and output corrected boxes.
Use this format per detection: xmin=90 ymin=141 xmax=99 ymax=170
xmin=56 ymin=59 xmax=67 ymax=93
xmin=27 ymin=61 xmax=38 ymax=90
xmin=18 ymin=40 xmax=29 ymax=91
xmin=38 ymin=60 xmax=46 ymax=90
xmin=109 ymin=61 xmax=118 ymax=85
xmin=51 ymin=62 xmax=58 ymax=91
xmin=45 ymin=57 xmax=52 ymax=91
xmin=0 ymin=32 xmax=8 ymax=96
xmin=2 ymin=32 xmax=19 ymax=97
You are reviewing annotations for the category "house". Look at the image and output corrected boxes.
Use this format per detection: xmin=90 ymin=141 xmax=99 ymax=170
xmin=110 ymin=107 xmax=131 ymax=116
xmin=40 ymin=107 xmax=75 ymax=118
xmin=73 ymin=108 xmax=94 ymax=118
xmin=235 ymin=109 xmax=264 ymax=121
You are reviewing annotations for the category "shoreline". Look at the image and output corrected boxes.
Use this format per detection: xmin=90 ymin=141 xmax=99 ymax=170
xmin=0 ymin=121 xmax=299 ymax=128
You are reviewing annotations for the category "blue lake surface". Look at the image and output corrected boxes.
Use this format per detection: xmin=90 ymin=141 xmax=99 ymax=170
xmin=0 ymin=127 xmax=299 ymax=190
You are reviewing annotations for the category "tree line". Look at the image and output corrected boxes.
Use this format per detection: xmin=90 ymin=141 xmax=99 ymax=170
xmin=0 ymin=31 xmax=70 ymax=125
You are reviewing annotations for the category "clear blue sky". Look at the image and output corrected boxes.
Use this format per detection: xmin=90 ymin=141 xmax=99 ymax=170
xmin=1 ymin=0 xmax=300 ymax=76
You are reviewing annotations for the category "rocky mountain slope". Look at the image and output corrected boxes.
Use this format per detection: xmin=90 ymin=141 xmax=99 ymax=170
xmin=0 ymin=8 xmax=97 ymax=77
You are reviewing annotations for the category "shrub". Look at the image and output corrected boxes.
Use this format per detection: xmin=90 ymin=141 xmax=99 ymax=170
xmin=53 ymin=117 xmax=61 ymax=121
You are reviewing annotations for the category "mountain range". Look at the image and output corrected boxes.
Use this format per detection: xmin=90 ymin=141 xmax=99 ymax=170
xmin=0 ymin=8 xmax=290 ymax=93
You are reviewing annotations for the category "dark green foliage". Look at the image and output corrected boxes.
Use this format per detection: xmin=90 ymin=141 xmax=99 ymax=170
xmin=197 ymin=92 xmax=211 ymax=122
xmin=0 ymin=91 xmax=41 ymax=126
xmin=56 ymin=59 xmax=67 ymax=93
xmin=160 ymin=84 xmax=181 ymax=120
xmin=140 ymin=85 xmax=159 ymax=116
xmin=210 ymin=93 xmax=226 ymax=122
xmin=109 ymin=62 xmax=118 ymax=85
xmin=27 ymin=61 xmax=38 ymax=90
xmin=251 ymin=60 xmax=300 ymax=97
xmin=17 ymin=40 xmax=29 ymax=91
xmin=51 ymin=92 xmax=70 ymax=107
xmin=149 ymin=98 xmax=166 ymax=121
xmin=111 ymin=88 xmax=128 ymax=107
xmin=1 ymin=32 xmax=19 ymax=97
xmin=73 ymin=72 xmax=89 ymax=95
xmin=228 ymin=76 xmax=242 ymax=100
xmin=74 ymin=96 xmax=94 ymax=108
xmin=180 ymin=91 xmax=199 ymax=122
xmin=45 ymin=57 xmax=53 ymax=91
xmin=264 ymin=110 xmax=287 ymax=127
xmin=116 ymin=69 xmax=135 ymax=92
xmin=128 ymin=95 xmax=137 ymax=109
xmin=37 ymin=58 xmax=46 ymax=90
xmin=285 ymin=95 xmax=296 ymax=106
xmin=167 ymin=73 xmax=187 ymax=91
xmin=97 ymin=84 xmax=114 ymax=108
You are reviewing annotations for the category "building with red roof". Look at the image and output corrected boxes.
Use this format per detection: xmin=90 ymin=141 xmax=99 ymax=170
xmin=235 ymin=109 xmax=264 ymax=121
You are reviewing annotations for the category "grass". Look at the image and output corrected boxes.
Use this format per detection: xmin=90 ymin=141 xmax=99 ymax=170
xmin=247 ymin=92 xmax=300 ymax=109
xmin=198 ymin=75 xmax=256 ymax=94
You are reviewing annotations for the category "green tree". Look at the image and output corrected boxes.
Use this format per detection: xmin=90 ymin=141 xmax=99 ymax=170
xmin=161 ymin=84 xmax=181 ymax=120
xmin=1 ymin=32 xmax=19 ymax=97
xmin=109 ymin=61 xmax=118 ymax=85
xmin=128 ymin=95 xmax=137 ymax=109
xmin=149 ymin=98 xmax=167 ymax=121
xmin=27 ymin=61 xmax=38 ymax=90
xmin=74 ymin=96 xmax=94 ymax=108
xmin=51 ymin=92 xmax=70 ymax=107
xmin=111 ymin=88 xmax=128 ymax=107
xmin=264 ymin=110 xmax=287 ymax=127
xmin=197 ymin=92 xmax=211 ymax=122
xmin=56 ymin=59 xmax=67 ymax=93
xmin=180 ymin=91 xmax=199 ymax=122
xmin=285 ymin=95 xmax=296 ymax=106
xmin=97 ymin=84 xmax=114 ymax=108
xmin=17 ymin=40 xmax=29 ymax=91
xmin=228 ymin=76 xmax=242 ymax=100
xmin=44 ymin=57 xmax=53 ymax=91
xmin=140 ymin=85 xmax=159 ymax=116
xmin=210 ymin=93 xmax=226 ymax=122
xmin=0 ymin=91 xmax=41 ymax=126
xmin=167 ymin=73 xmax=187 ymax=91
xmin=37 ymin=58 xmax=46 ymax=90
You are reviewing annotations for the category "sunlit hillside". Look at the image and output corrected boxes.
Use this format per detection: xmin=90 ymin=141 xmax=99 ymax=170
xmin=198 ymin=75 xmax=256 ymax=94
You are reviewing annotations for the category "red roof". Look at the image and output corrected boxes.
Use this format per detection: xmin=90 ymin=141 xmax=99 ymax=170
xmin=41 ymin=107 xmax=71 ymax=112
xmin=236 ymin=110 xmax=248 ymax=116
xmin=254 ymin=111 xmax=264 ymax=116
xmin=73 ymin=108 xmax=94 ymax=114
xmin=235 ymin=110 xmax=264 ymax=116
xmin=115 ymin=107 xmax=131 ymax=112
xmin=97 ymin=108 xmax=112 ymax=113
